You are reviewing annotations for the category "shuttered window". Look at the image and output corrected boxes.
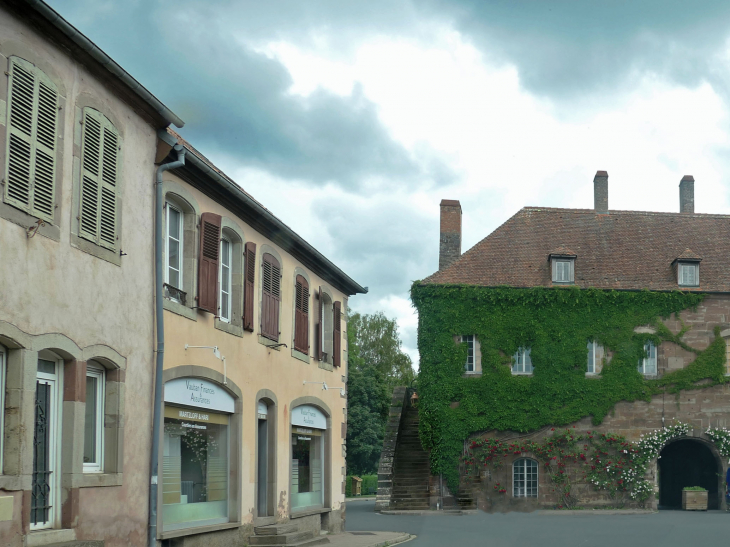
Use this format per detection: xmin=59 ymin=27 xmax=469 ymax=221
xmin=294 ymin=275 xmax=309 ymax=354
xmin=79 ymin=108 xmax=120 ymax=249
xmin=197 ymin=212 xmax=222 ymax=314
xmin=261 ymin=253 xmax=281 ymax=341
xmin=333 ymin=301 xmax=342 ymax=367
xmin=243 ymin=242 xmax=256 ymax=331
xmin=316 ymin=286 xmax=324 ymax=360
xmin=4 ymin=56 xmax=58 ymax=222
xmin=219 ymin=237 xmax=232 ymax=322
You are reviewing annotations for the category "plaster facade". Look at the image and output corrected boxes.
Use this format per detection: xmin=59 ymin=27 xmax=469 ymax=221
xmin=157 ymin=169 xmax=353 ymax=545
xmin=0 ymin=4 xmax=168 ymax=546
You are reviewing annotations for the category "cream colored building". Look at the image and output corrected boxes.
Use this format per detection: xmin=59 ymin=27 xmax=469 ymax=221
xmin=0 ymin=2 xmax=183 ymax=547
xmin=154 ymin=129 xmax=366 ymax=546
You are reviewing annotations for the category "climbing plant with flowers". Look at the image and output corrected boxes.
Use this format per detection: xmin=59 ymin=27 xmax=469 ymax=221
xmin=705 ymin=426 xmax=730 ymax=457
xmin=461 ymin=422 xmax=712 ymax=508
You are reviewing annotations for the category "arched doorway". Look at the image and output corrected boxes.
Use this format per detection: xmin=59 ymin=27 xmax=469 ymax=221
xmin=658 ymin=439 xmax=722 ymax=509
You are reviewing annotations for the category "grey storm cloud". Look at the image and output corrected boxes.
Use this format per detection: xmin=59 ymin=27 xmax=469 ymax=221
xmin=310 ymin=195 xmax=436 ymax=300
xmin=424 ymin=0 xmax=730 ymax=99
xmin=48 ymin=0 xmax=453 ymax=191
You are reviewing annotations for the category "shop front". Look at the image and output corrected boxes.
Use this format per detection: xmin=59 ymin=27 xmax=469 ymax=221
xmin=290 ymin=405 xmax=328 ymax=512
xmin=162 ymin=377 xmax=235 ymax=532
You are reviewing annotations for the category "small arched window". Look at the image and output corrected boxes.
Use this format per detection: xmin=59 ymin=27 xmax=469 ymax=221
xmin=261 ymin=253 xmax=281 ymax=341
xmin=513 ymin=458 xmax=538 ymax=497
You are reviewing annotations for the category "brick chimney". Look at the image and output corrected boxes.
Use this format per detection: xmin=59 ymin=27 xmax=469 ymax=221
xmin=439 ymin=199 xmax=461 ymax=270
xmin=679 ymin=175 xmax=694 ymax=214
xmin=594 ymin=171 xmax=608 ymax=213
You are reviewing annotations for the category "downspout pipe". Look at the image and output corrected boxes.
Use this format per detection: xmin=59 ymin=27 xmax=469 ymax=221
xmin=149 ymin=144 xmax=186 ymax=547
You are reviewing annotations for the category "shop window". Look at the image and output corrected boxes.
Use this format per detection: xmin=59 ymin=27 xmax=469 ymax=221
xmin=162 ymin=377 xmax=235 ymax=533
xmin=513 ymin=458 xmax=538 ymax=497
xmin=291 ymin=404 xmax=327 ymax=511
xmin=84 ymin=363 xmax=105 ymax=473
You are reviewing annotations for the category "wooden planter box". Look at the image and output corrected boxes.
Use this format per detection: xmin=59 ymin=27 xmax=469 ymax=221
xmin=682 ymin=490 xmax=708 ymax=511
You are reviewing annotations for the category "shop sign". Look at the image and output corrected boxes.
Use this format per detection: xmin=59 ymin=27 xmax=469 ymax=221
xmin=164 ymin=377 xmax=235 ymax=413
xmin=291 ymin=404 xmax=326 ymax=429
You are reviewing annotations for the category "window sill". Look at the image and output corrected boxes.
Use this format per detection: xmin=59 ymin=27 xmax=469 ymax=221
xmin=318 ymin=359 xmax=334 ymax=372
xmin=0 ymin=201 xmax=60 ymax=241
xmin=258 ymin=335 xmax=281 ymax=350
xmin=215 ymin=319 xmax=243 ymax=338
xmin=463 ymin=371 xmax=482 ymax=378
xmin=77 ymin=472 xmax=123 ymax=488
xmin=0 ymin=474 xmax=27 ymax=491
xmin=163 ymin=298 xmax=197 ymax=321
xmin=642 ymin=374 xmax=658 ymax=379
xmin=585 ymin=372 xmax=601 ymax=379
xmin=26 ymin=528 xmax=76 ymax=547
xmin=290 ymin=506 xmax=331 ymax=519
xmin=70 ymin=233 xmax=121 ymax=266
xmin=159 ymin=521 xmax=241 ymax=540
xmin=292 ymin=348 xmax=310 ymax=364
xmin=511 ymin=372 xmax=533 ymax=376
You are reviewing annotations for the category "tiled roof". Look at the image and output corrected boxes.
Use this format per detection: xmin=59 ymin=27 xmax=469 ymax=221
xmin=423 ymin=207 xmax=730 ymax=292
xmin=674 ymin=248 xmax=702 ymax=262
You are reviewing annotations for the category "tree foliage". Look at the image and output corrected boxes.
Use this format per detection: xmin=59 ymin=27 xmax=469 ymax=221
xmin=346 ymin=310 xmax=415 ymax=475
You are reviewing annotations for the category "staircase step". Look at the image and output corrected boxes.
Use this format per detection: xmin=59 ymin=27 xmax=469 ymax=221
xmin=255 ymin=523 xmax=300 ymax=536
xmin=250 ymin=531 xmax=316 ymax=545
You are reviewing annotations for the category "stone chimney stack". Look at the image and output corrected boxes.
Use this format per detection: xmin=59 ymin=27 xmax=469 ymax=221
xmin=594 ymin=170 xmax=608 ymax=213
xmin=679 ymin=175 xmax=694 ymax=214
xmin=439 ymin=199 xmax=462 ymax=271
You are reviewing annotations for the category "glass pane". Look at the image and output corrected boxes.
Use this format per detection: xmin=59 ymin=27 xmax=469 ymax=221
xmin=168 ymin=207 xmax=180 ymax=239
xmin=291 ymin=433 xmax=323 ymax=510
xmin=163 ymin=410 xmax=229 ymax=531
xmin=84 ymin=376 xmax=97 ymax=464
xmin=168 ymin=239 xmax=180 ymax=271
xmin=221 ymin=240 xmax=230 ymax=267
xmin=587 ymin=342 xmax=594 ymax=373
xmin=37 ymin=359 xmax=55 ymax=375
xmin=221 ymin=264 xmax=230 ymax=292
xmin=221 ymin=293 xmax=229 ymax=321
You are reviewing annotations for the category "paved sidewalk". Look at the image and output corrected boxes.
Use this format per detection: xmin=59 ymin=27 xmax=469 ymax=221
xmin=326 ymin=531 xmax=412 ymax=547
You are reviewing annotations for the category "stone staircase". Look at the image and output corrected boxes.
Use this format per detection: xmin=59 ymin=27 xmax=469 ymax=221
xmin=250 ymin=522 xmax=330 ymax=547
xmin=389 ymin=404 xmax=430 ymax=510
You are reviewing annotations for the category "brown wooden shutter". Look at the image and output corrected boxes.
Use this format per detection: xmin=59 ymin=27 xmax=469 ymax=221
xmin=261 ymin=253 xmax=281 ymax=341
xmin=294 ymin=275 xmax=309 ymax=353
xmin=333 ymin=300 xmax=342 ymax=367
xmin=243 ymin=241 xmax=256 ymax=331
xmin=197 ymin=212 xmax=222 ymax=314
xmin=316 ymin=286 xmax=323 ymax=361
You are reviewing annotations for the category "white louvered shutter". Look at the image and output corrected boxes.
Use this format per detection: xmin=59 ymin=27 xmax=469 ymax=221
xmin=5 ymin=57 xmax=58 ymax=222
xmin=79 ymin=108 xmax=119 ymax=249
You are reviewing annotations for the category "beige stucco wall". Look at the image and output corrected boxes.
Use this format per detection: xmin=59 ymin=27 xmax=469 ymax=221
xmin=161 ymin=171 xmax=349 ymax=538
xmin=0 ymin=6 xmax=158 ymax=547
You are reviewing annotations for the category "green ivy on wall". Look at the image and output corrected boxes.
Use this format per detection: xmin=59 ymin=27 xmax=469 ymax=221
xmin=410 ymin=283 xmax=728 ymax=491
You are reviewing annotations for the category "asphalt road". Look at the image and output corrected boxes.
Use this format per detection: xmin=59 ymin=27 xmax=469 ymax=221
xmin=345 ymin=500 xmax=730 ymax=547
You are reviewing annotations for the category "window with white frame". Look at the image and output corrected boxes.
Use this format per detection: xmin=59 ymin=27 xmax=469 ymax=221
xmin=587 ymin=341 xmax=598 ymax=374
xmin=678 ymin=262 xmax=699 ymax=287
xmin=0 ymin=346 xmax=5 ymax=472
xmin=638 ymin=341 xmax=657 ymax=376
xmin=512 ymin=347 xmax=533 ymax=374
xmin=552 ymin=259 xmax=574 ymax=283
xmin=165 ymin=203 xmax=183 ymax=297
xmin=219 ymin=237 xmax=232 ymax=322
xmin=463 ymin=335 xmax=475 ymax=372
xmin=84 ymin=364 xmax=105 ymax=472
xmin=513 ymin=458 xmax=538 ymax=497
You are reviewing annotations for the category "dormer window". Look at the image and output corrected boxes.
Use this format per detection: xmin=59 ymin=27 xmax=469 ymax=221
xmin=678 ymin=263 xmax=699 ymax=287
xmin=673 ymin=249 xmax=701 ymax=288
xmin=549 ymin=246 xmax=577 ymax=284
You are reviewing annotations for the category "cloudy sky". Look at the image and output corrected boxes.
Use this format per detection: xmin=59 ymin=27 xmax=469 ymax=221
xmin=50 ymin=0 xmax=730 ymax=366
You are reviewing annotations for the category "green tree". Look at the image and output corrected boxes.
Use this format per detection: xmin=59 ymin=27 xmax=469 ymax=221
xmin=346 ymin=310 xmax=415 ymax=475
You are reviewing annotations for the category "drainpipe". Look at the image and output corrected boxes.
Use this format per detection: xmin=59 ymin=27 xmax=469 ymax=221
xmin=149 ymin=144 xmax=186 ymax=547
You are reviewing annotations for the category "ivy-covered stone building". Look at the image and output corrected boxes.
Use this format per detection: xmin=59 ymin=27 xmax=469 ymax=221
xmin=409 ymin=172 xmax=730 ymax=512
